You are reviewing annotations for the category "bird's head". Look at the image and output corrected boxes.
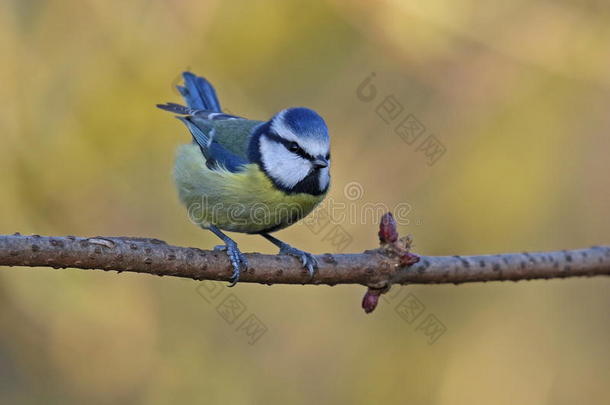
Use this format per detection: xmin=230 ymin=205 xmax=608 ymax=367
xmin=250 ymin=107 xmax=330 ymax=195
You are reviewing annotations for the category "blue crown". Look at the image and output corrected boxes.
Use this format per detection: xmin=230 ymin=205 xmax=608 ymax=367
xmin=280 ymin=107 xmax=328 ymax=141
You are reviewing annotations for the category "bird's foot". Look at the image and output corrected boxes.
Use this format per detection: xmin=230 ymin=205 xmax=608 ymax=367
xmin=278 ymin=244 xmax=318 ymax=279
xmin=215 ymin=242 xmax=248 ymax=287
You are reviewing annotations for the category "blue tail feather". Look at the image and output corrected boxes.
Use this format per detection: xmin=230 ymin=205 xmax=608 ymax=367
xmin=177 ymin=72 xmax=222 ymax=112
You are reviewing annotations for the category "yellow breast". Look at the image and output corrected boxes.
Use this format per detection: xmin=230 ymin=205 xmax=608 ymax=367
xmin=173 ymin=144 xmax=326 ymax=233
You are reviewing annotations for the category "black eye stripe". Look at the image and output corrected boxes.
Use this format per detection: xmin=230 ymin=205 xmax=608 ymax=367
xmin=265 ymin=132 xmax=315 ymax=160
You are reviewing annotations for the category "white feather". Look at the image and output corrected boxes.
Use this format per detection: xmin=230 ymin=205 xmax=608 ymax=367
xmin=318 ymin=166 xmax=330 ymax=191
xmin=259 ymin=136 xmax=310 ymax=188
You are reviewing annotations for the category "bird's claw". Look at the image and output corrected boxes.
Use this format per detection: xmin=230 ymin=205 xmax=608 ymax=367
xmin=222 ymin=242 xmax=248 ymax=287
xmin=279 ymin=244 xmax=318 ymax=279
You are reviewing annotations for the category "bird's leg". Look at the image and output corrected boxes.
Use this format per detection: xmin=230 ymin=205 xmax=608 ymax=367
xmin=208 ymin=225 xmax=248 ymax=287
xmin=260 ymin=233 xmax=318 ymax=279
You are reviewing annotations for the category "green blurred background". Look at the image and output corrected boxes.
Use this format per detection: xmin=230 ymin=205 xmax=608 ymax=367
xmin=1 ymin=0 xmax=610 ymax=403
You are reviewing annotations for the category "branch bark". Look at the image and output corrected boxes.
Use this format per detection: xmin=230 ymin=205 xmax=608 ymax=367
xmin=1 ymin=233 xmax=609 ymax=287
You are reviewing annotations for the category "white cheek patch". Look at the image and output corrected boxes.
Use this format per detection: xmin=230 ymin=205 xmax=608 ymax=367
xmin=260 ymin=137 xmax=311 ymax=188
xmin=318 ymin=166 xmax=330 ymax=191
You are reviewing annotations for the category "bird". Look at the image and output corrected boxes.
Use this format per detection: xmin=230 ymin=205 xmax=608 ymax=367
xmin=157 ymin=72 xmax=330 ymax=286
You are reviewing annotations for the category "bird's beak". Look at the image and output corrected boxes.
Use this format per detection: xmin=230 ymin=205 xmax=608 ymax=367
xmin=312 ymin=156 xmax=329 ymax=169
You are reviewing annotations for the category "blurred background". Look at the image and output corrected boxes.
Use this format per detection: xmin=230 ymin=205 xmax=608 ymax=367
xmin=1 ymin=0 xmax=610 ymax=403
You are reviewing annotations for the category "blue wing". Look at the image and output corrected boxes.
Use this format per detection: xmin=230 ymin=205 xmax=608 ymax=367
xmin=158 ymin=72 xmax=253 ymax=172
xmin=177 ymin=116 xmax=248 ymax=173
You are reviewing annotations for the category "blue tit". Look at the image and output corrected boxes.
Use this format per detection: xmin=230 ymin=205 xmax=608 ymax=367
xmin=158 ymin=72 xmax=330 ymax=286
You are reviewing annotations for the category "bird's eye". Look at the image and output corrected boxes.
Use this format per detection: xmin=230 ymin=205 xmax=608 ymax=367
xmin=288 ymin=142 xmax=300 ymax=152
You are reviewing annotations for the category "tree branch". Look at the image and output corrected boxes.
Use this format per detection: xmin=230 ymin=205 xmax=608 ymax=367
xmin=1 ymin=233 xmax=608 ymax=287
xmin=3 ymin=213 xmax=608 ymax=313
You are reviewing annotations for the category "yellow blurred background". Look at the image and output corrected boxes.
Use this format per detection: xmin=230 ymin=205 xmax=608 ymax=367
xmin=1 ymin=0 xmax=610 ymax=403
